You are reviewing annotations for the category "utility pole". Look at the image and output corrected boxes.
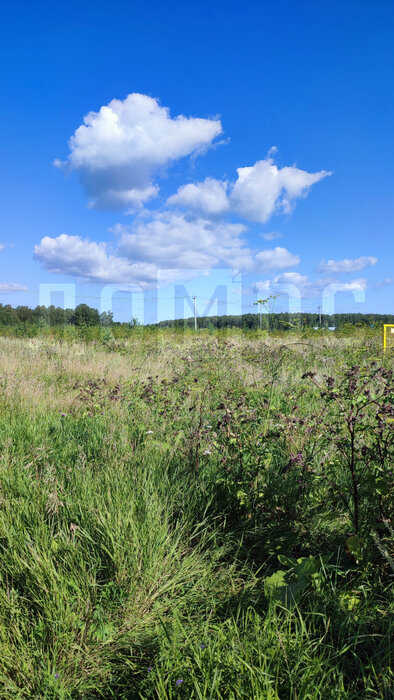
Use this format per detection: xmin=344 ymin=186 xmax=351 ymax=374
xmin=192 ymin=296 xmax=197 ymax=332
xmin=253 ymin=299 xmax=263 ymax=330
xmin=318 ymin=305 xmax=322 ymax=328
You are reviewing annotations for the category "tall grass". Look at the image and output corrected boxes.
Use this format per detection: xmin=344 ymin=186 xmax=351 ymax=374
xmin=0 ymin=330 xmax=392 ymax=698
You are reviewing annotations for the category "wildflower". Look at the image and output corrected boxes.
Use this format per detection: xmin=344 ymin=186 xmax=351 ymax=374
xmin=60 ymin=412 xmax=67 ymax=417
xmin=203 ymin=449 xmax=211 ymax=455
xmin=147 ymin=667 xmax=153 ymax=673
xmin=200 ymin=643 xmax=206 ymax=649
xmin=176 ymin=679 xmax=183 ymax=686
xmin=146 ymin=430 xmax=154 ymax=434
xmin=54 ymin=673 xmax=59 ymax=679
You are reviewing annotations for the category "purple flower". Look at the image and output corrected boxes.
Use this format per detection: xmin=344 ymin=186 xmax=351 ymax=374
xmin=176 ymin=678 xmax=184 ymax=686
xmin=147 ymin=667 xmax=153 ymax=673
xmin=200 ymin=643 xmax=206 ymax=649
xmin=54 ymin=673 xmax=59 ymax=679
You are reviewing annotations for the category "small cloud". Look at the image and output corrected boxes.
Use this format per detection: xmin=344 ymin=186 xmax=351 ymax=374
xmin=230 ymin=156 xmax=331 ymax=223
xmin=0 ymin=282 xmax=28 ymax=293
xmin=0 ymin=244 xmax=4 ymax=252
xmin=246 ymin=273 xmax=368 ymax=299
xmin=372 ymin=277 xmax=394 ymax=289
xmin=250 ymin=280 xmax=271 ymax=294
xmin=337 ymin=278 xmax=368 ymax=291
xmin=167 ymin=178 xmax=229 ymax=216
xmin=254 ymin=246 xmax=300 ymax=272
xmin=318 ymin=256 xmax=377 ymax=273
xmin=260 ymin=231 xmax=283 ymax=241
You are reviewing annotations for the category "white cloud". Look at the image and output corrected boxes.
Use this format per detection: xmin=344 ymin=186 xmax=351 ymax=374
xmin=274 ymin=273 xmax=367 ymax=295
xmin=56 ymin=93 xmax=222 ymax=210
xmin=250 ymin=280 xmax=271 ymax=294
xmin=260 ymin=231 xmax=283 ymax=241
xmin=98 ymin=184 xmax=159 ymax=213
xmin=34 ymin=234 xmax=161 ymax=289
xmin=273 ymin=272 xmax=309 ymax=286
xmin=44 ymin=96 xmax=333 ymax=289
xmin=34 ymin=215 xmax=302 ymax=288
xmin=116 ymin=212 xmax=252 ymax=271
xmin=230 ymin=157 xmax=330 ymax=223
xmin=167 ymin=178 xmax=229 ymax=215
xmin=318 ymin=256 xmax=377 ymax=273
xmin=250 ymin=272 xmax=367 ymax=298
xmin=251 ymin=272 xmax=308 ymax=295
xmin=167 ymin=154 xmax=330 ymax=223
xmin=337 ymin=278 xmax=367 ymax=291
xmin=270 ymin=272 xmax=327 ymax=298
xmin=34 ymin=216 xmax=250 ymax=287
xmin=254 ymin=246 xmax=300 ymax=272
xmin=0 ymin=282 xmax=28 ymax=293
xmin=0 ymin=244 xmax=4 ymax=252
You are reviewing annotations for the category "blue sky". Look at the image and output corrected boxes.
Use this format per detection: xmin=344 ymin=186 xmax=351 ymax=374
xmin=0 ymin=0 xmax=393 ymax=322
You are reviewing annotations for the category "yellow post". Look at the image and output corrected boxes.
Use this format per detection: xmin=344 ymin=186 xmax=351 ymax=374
xmin=383 ymin=324 xmax=394 ymax=351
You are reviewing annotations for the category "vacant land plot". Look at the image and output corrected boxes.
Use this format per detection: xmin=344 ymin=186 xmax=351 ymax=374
xmin=0 ymin=330 xmax=392 ymax=698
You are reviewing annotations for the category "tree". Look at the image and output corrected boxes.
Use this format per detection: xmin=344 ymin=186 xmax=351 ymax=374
xmin=99 ymin=311 xmax=113 ymax=327
xmin=73 ymin=304 xmax=100 ymax=327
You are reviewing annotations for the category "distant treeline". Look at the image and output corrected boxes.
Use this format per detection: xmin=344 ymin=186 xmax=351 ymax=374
xmin=154 ymin=312 xmax=394 ymax=330
xmin=0 ymin=302 xmax=393 ymax=331
xmin=0 ymin=303 xmax=112 ymax=327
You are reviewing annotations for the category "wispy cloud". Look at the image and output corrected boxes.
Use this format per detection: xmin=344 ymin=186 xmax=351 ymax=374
xmin=250 ymin=272 xmax=367 ymax=298
xmin=260 ymin=231 xmax=283 ymax=241
xmin=372 ymin=277 xmax=394 ymax=289
xmin=0 ymin=282 xmax=28 ymax=293
xmin=318 ymin=256 xmax=377 ymax=273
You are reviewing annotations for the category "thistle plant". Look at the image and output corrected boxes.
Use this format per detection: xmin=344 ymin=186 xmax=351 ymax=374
xmin=300 ymin=363 xmax=394 ymax=535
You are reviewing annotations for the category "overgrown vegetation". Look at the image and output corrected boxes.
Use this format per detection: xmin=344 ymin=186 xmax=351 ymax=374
xmin=0 ymin=329 xmax=392 ymax=698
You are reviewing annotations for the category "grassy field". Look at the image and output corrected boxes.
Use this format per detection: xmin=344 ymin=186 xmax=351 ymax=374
xmin=0 ymin=329 xmax=392 ymax=699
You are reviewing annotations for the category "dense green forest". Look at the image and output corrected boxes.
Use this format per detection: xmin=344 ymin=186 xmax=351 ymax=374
xmin=0 ymin=301 xmax=393 ymax=332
